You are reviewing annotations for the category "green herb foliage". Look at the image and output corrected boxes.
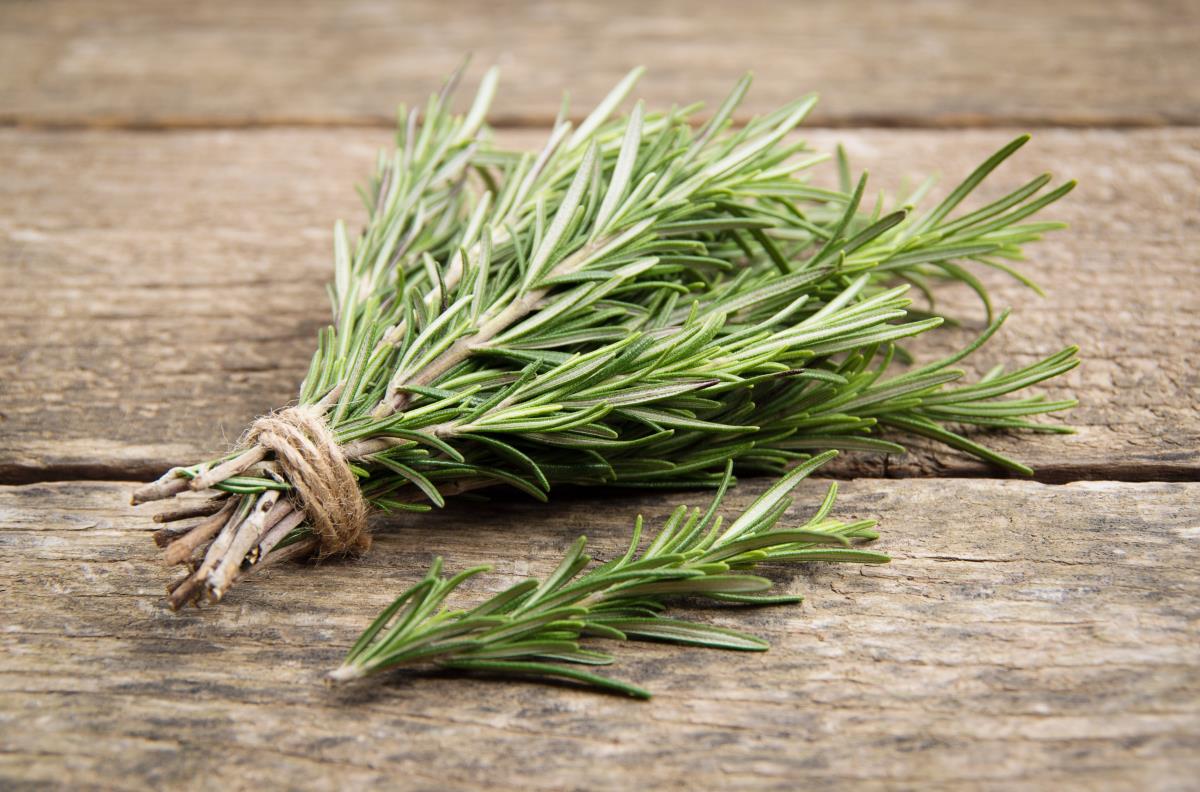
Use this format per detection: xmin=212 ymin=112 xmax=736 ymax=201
xmin=331 ymin=453 xmax=886 ymax=698
xmin=145 ymin=66 xmax=1078 ymax=596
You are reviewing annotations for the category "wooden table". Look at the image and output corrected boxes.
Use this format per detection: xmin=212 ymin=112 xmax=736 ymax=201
xmin=2 ymin=2 xmax=1198 ymax=788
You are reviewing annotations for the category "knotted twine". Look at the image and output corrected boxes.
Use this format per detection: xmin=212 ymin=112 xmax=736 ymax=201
xmin=245 ymin=406 xmax=370 ymax=556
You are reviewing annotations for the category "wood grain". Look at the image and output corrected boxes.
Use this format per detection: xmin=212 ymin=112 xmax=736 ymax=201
xmin=2 ymin=127 xmax=1196 ymax=483
xmin=2 ymin=478 xmax=1197 ymax=789
xmin=1 ymin=0 xmax=1197 ymax=129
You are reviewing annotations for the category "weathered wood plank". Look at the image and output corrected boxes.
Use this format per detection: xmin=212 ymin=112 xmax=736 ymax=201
xmin=2 ymin=127 xmax=1195 ymax=481
xmin=1 ymin=0 xmax=1197 ymax=128
xmin=2 ymin=478 xmax=1197 ymax=789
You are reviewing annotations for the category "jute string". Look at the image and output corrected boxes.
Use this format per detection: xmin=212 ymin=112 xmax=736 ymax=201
xmin=246 ymin=406 xmax=370 ymax=555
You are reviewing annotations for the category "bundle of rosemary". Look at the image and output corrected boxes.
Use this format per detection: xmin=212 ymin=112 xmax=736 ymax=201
xmin=134 ymin=67 xmax=1078 ymax=617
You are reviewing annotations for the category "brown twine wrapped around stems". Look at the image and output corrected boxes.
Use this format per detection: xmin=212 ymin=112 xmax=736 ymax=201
xmin=151 ymin=402 xmax=376 ymax=608
xmin=245 ymin=406 xmax=370 ymax=556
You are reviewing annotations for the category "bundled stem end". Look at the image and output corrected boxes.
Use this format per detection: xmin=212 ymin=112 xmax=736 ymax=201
xmin=325 ymin=665 xmax=365 ymax=685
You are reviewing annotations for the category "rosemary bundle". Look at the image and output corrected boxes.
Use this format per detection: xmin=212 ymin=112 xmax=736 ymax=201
xmin=134 ymin=67 xmax=1078 ymax=611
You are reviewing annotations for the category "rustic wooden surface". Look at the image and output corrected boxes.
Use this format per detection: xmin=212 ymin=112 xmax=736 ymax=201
xmin=2 ymin=1 xmax=1198 ymax=789
xmin=2 ymin=127 xmax=1196 ymax=482
xmin=2 ymin=0 xmax=1199 ymax=129
xmin=3 ymin=478 xmax=1199 ymax=790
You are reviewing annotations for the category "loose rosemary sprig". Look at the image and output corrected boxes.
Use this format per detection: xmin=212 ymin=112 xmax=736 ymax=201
xmin=330 ymin=452 xmax=885 ymax=698
xmin=136 ymin=68 xmax=1078 ymax=607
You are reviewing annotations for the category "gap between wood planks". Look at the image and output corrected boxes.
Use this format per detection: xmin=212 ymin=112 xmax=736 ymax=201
xmin=4 ymin=114 xmax=1200 ymax=133
xmin=2 ymin=460 xmax=1193 ymax=488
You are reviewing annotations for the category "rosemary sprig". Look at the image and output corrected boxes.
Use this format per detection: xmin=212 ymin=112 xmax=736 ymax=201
xmin=330 ymin=452 xmax=885 ymax=698
xmin=136 ymin=68 xmax=1078 ymax=606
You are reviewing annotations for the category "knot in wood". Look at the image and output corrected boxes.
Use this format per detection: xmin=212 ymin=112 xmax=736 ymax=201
xmin=246 ymin=406 xmax=370 ymax=556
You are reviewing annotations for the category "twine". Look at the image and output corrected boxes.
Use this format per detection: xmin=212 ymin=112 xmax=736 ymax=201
xmin=246 ymin=406 xmax=370 ymax=556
